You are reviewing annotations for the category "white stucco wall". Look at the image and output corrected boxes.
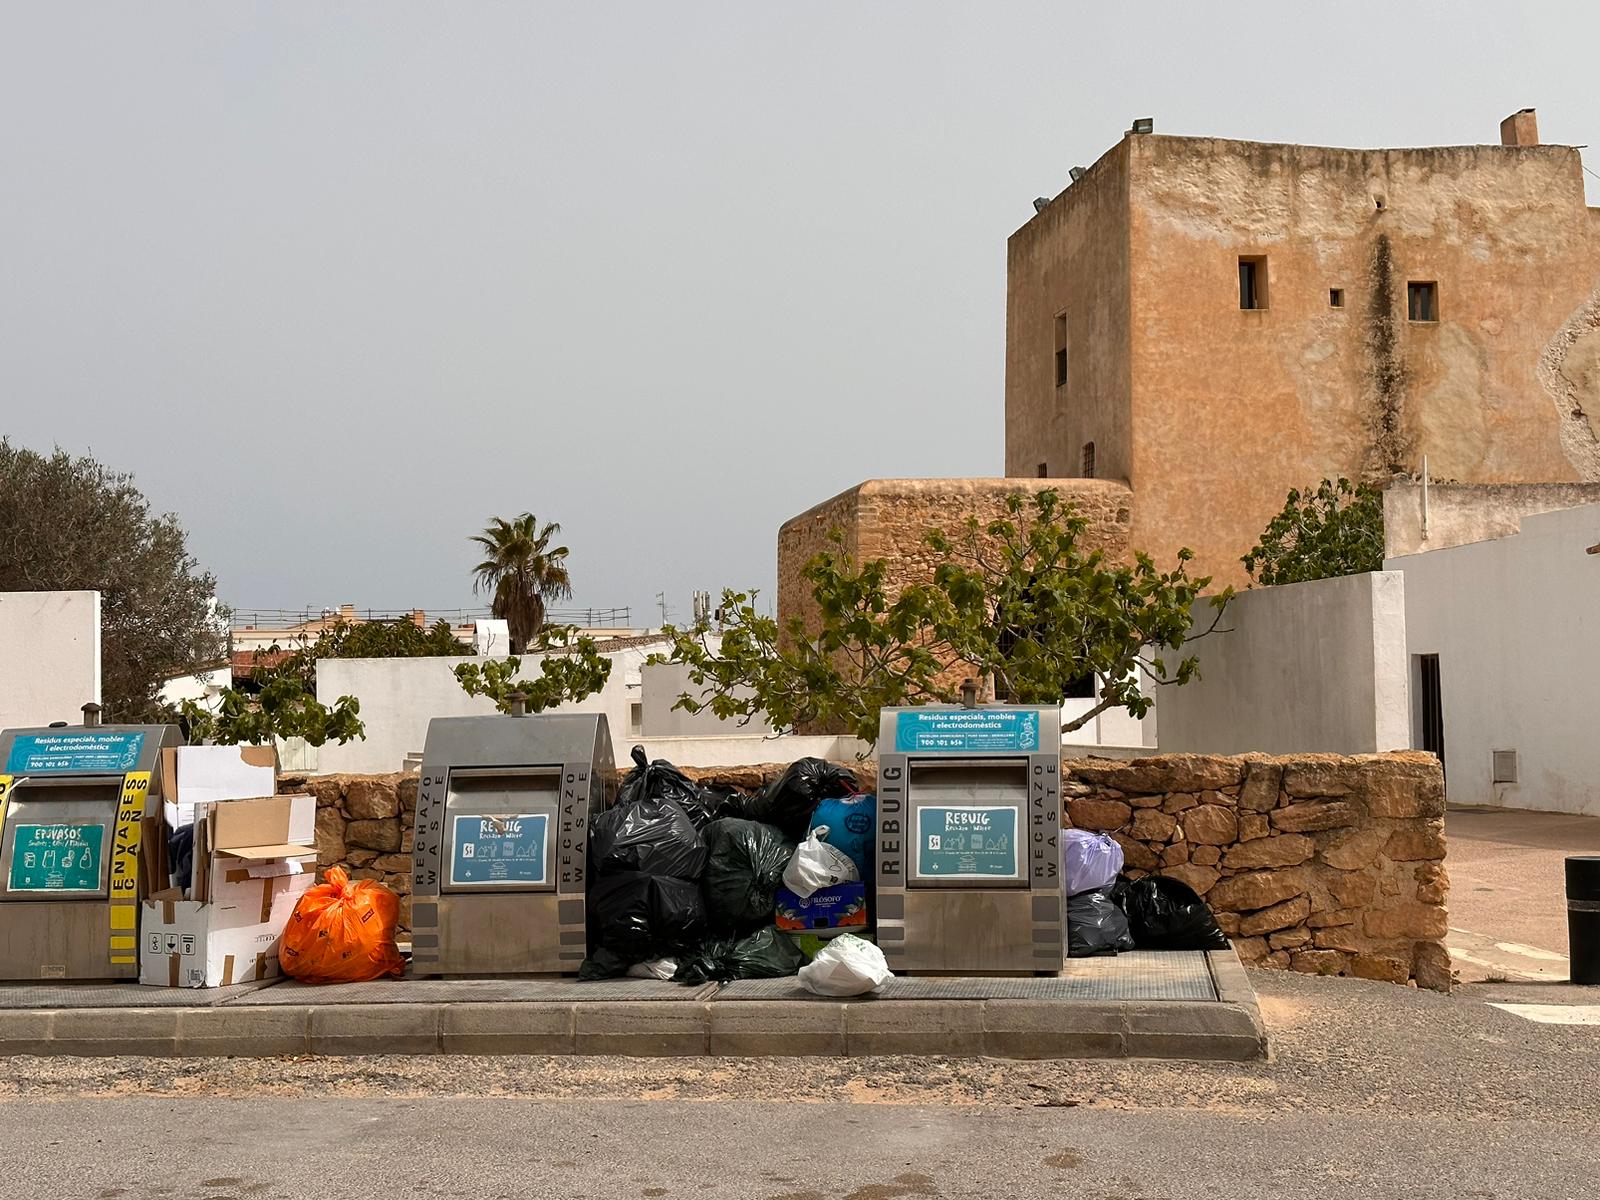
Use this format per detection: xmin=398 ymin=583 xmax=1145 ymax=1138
xmin=640 ymin=661 xmax=774 ymax=738
xmin=313 ymin=641 xmax=669 ymax=774
xmin=1156 ymin=572 xmax=1411 ymax=756
xmin=158 ymin=666 xmax=232 ymax=711
xmin=1387 ymin=503 xmax=1600 ymax=815
xmin=0 ymin=590 xmax=101 ymax=729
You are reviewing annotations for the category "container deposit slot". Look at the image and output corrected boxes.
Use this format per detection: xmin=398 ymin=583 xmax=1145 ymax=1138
xmin=441 ymin=767 xmax=560 ymax=894
xmin=905 ymin=760 xmax=1028 ymax=889
xmin=0 ymin=776 xmax=123 ymax=900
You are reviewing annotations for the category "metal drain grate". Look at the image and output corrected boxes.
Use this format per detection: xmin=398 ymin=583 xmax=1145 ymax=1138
xmin=226 ymin=976 xmax=715 ymax=1005
xmin=0 ymin=980 xmax=273 ymax=1009
xmin=716 ymin=951 xmax=1217 ymax=1002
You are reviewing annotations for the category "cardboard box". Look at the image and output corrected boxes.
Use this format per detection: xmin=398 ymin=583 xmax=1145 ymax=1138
xmin=160 ymin=744 xmax=279 ymax=828
xmin=774 ymin=881 xmax=868 ymax=934
xmin=791 ymin=930 xmax=876 ymax=961
xmin=140 ymin=867 xmax=315 ymax=987
xmin=139 ymin=793 xmax=316 ymax=988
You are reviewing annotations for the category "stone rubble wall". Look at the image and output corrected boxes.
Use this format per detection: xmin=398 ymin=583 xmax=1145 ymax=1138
xmin=1064 ymin=751 xmax=1450 ymax=990
xmin=284 ymin=750 xmax=1449 ymax=992
xmin=281 ymin=773 xmax=418 ymax=934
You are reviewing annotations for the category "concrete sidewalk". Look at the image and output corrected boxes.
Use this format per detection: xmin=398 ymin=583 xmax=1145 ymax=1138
xmin=1445 ymin=805 xmax=1600 ymax=982
xmin=0 ymin=949 xmax=1265 ymax=1062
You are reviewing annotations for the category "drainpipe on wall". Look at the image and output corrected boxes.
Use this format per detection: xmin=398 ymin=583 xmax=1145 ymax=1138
xmin=1421 ymin=455 xmax=1430 ymax=543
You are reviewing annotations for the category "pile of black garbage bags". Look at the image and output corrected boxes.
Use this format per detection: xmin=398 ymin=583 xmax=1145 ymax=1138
xmin=580 ymin=746 xmax=858 ymax=984
xmin=1062 ymin=829 xmax=1230 ymax=957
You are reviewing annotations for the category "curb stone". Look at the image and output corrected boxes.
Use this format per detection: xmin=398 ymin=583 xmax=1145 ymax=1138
xmin=0 ymin=951 xmax=1268 ymax=1061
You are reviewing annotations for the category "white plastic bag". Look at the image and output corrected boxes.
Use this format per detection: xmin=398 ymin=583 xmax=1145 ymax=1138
xmin=781 ymin=824 xmax=860 ymax=899
xmin=798 ymin=934 xmax=894 ymax=997
xmin=624 ymin=958 xmax=678 ymax=981
xmin=1061 ymin=828 xmax=1124 ymax=896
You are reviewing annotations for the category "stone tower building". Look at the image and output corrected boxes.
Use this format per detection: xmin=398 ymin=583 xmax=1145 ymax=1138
xmin=1005 ymin=109 xmax=1600 ymax=588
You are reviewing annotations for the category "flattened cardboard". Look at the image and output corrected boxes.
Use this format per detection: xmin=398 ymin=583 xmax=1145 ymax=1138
xmin=210 ymin=794 xmax=312 ymax=851
xmin=218 ymin=842 xmax=317 ymax=861
xmin=161 ymin=745 xmax=279 ymax=826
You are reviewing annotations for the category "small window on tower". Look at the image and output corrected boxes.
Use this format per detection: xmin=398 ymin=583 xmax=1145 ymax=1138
xmin=1329 ymin=288 xmax=1345 ymax=309
xmin=1037 ymin=462 xmax=1048 ymax=478
xmin=1408 ymin=281 xmax=1438 ymax=322
xmin=1054 ymin=312 xmax=1069 ymax=388
xmin=1239 ymin=256 xmax=1267 ymax=310
xmin=1081 ymin=441 xmax=1096 ymax=479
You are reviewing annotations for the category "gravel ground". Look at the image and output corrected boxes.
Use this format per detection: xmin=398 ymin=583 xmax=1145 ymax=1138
xmin=2 ymin=970 xmax=1596 ymax=1123
xmin=3 ymin=971 xmax=1597 ymax=1199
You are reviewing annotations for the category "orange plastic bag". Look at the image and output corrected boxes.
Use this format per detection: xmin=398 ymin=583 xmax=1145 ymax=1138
xmin=280 ymin=867 xmax=406 ymax=984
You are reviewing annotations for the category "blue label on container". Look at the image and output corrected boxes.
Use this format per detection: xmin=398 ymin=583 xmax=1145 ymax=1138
xmin=449 ymin=813 xmax=548 ymax=886
xmin=894 ymin=709 xmax=1040 ymax=753
xmin=5 ymin=731 xmax=146 ymax=775
xmin=915 ymin=805 xmax=1020 ymax=879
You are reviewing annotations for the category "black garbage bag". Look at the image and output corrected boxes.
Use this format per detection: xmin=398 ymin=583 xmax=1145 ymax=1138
xmin=589 ymin=793 xmax=707 ymax=880
xmin=744 ymin=758 xmax=858 ymax=840
xmin=702 ymin=818 xmax=795 ymax=932
xmin=581 ymin=871 xmax=709 ymax=976
xmin=576 ymin=946 xmax=635 ymax=981
xmin=614 ymin=744 xmax=739 ymax=830
xmin=673 ymin=926 xmax=807 ymax=984
xmin=690 ymin=784 xmax=742 ymax=829
xmin=1114 ymin=875 xmax=1231 ymax=950
xmin=167 ymin=824 xmax=195 ymax=894
xmin=1066 ymin=887 xmax=1136 ymax=957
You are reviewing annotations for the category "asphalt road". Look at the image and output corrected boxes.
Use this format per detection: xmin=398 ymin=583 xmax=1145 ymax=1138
xmin=2 ymin=969 xmax=1597 ymax=1200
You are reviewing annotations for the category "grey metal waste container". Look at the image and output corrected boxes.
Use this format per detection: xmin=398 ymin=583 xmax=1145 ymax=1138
xmin=0 ymin=716 xmax=181 ymax=981
xmin=409 ymin=712 xmax=616 ymax=976
xmin=874 ymin=703 xmax=1063 ymax=975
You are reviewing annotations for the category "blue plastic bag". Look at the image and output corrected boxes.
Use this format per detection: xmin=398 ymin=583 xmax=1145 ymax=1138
xmin=1062 ymin=828 xmax=1123 ymax=896
xmin=807 ymin=793 xmax=876 ymax=884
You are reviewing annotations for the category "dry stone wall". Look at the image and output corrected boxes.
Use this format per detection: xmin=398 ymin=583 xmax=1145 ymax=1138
xmin=1064 ymin=751 xmax=1450 ymax=990
xmin=281 ymin=773 xmax=418 ymax=934
xmin=285 ymin=750 xmax=1449 ymax=992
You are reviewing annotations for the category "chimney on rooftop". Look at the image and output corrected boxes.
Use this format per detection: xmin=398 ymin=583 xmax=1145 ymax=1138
xmin=339 ymin=603 xmax=356 ymax=618
xmin=410 ymin=609 xmax=426 ymax=628
xmin=1500 ymin=108 xmax=1539 ymax=147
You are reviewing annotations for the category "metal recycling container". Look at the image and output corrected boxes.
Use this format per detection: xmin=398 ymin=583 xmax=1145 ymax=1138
xmin=0 ymin=718 xmax=181 ymax=981
xmin=1568 ymin=855 xmax=1600 ymax=986
xmin=409 ymin=712 xmax=615 ymax=976
xmin=874 ymin=704 xmax=1063 ymax=974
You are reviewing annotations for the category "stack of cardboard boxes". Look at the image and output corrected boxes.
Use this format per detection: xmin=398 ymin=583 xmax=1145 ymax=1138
xmin=138 ymin=747 xmax=317 ymax=988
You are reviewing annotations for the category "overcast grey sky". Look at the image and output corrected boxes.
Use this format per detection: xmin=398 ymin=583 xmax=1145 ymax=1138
xmin=4 ymin=2 xmax=1597 ymax=623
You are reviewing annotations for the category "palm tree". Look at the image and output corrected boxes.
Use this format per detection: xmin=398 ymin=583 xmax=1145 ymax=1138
xmin=470 ymin=514 xmax=573 ymax=653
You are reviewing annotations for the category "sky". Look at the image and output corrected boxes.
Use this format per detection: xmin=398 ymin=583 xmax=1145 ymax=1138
xmin=4 ymin=1 xmax=1599 ymax=626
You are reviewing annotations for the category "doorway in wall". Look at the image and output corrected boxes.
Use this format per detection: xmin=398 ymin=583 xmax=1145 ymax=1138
xmin=1416 ymin=653 xmax=1445 ymax=773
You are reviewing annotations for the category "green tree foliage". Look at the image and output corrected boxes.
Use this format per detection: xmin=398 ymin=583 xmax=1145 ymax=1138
xmin=470 ymin=513 xmax=573 ymax=653
xmin=663 ymin=490 xmax=1230 ymax=744
xmin=290 ymin=616 xmax=468 ymax=666
xmin=0 ymin=440 xmax=227 ymax=721
xmin=454 ymin=627 xmax=613 ymax=714
xmin=182 ymin=617 xmax=467 ymax=746
xmin=1241 ymin=478 xmax=1385 ymax=586
xmin=182 ymin=675 xmax=363 ymax=748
